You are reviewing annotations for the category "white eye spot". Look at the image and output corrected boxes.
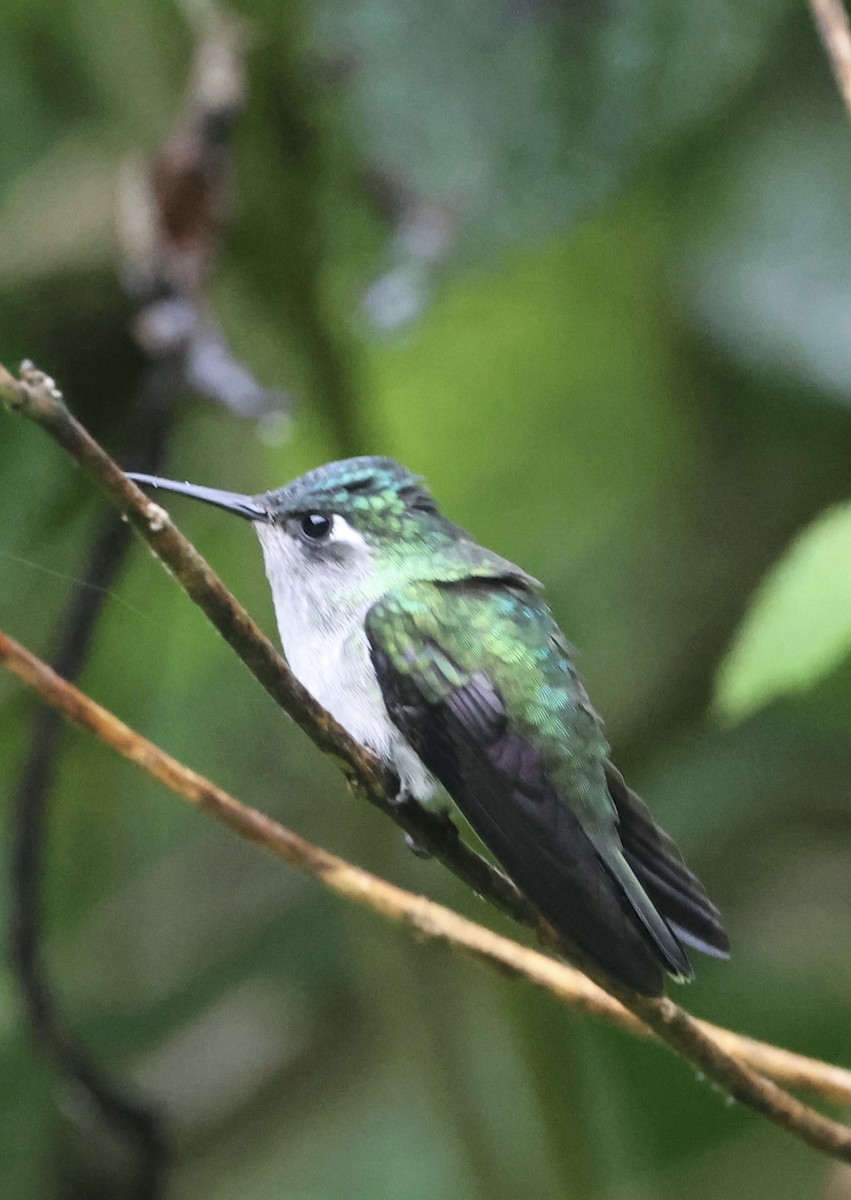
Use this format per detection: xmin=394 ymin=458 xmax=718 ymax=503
xmin=286 ymin=511 xmax=370 ymax=553
xmin=326 ymin=514 xmax=368 ymax=551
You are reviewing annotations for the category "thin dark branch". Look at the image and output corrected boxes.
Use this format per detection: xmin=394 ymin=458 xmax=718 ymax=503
xmin=9 ymin=501 xmax=170 ymax=1197
xmin=8 ymin=328 xmax=182 ymax=1200
xmin=5 ymin=7 xmax=274 ymax=1196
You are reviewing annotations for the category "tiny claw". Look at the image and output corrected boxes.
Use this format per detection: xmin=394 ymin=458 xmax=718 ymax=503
xmin=395 ymin=789 xmax=434 ymax=857
xmin=392 ymin=787 xmax=458 ymax=858
xmin=391 ymin=785 xmax=412 ymax=808
xmin=404 ymin=832 xmax=433 ymax=860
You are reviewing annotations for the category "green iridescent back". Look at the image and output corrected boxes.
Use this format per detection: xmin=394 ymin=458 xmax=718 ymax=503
xmin=368 ymin=578 xmax=614 ymax=825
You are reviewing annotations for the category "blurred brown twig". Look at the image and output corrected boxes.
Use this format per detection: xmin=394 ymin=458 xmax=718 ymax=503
xmin=811 ymin=0 xmax=851 ymax=117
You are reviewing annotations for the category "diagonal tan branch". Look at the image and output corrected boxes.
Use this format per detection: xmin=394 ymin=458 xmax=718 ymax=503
xmin=2 ymin=628 xmax=851 ymax=1116
xmin=4 ymin=360 xmax=851 ymax=1163
xmin=811 ymin=0 xmax=851 ymax=118
xmin=0 ymin=360 xmax=533 ymax=935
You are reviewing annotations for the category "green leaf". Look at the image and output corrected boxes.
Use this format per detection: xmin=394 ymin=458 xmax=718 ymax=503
xmin=716 ymin=501 xmax=851 ymax=720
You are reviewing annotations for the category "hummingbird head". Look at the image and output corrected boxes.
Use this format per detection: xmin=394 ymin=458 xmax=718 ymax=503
xmin=262 ymin=455 xmax=444 ymax=540
xmin=127 ymin=456 xmax=459 ymax=618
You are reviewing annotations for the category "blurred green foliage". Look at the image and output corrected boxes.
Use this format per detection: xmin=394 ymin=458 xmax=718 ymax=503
xmin=2 ymin=2 xmax=851 ymax=1198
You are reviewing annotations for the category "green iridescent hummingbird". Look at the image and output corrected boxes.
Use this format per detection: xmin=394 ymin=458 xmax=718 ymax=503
xmin=128 ymin=457 xmax=729 ymax=995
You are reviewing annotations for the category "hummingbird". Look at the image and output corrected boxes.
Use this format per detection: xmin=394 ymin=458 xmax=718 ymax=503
xmin=128 ymin=456 xmax=729 ymax=995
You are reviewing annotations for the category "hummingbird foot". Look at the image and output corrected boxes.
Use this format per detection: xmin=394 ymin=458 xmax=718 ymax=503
xmin=394 ymin=787 xmax=459 ymax=859
xmin=404 ymin=832 xmax=434 ymax=859
xmin=392 ymin=786 xmax=434 ymax=858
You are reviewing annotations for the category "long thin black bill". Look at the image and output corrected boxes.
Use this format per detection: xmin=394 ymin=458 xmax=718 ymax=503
xmin=126 ymin=473 xmax=268 ymax=521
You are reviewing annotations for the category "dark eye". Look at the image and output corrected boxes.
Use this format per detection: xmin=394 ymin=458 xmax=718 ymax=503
xmin=299 ymin=512 xmax=332 ymax=541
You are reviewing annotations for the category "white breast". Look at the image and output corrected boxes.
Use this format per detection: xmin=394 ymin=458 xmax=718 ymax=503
xmin=254 ymin=521 xmax=436 ymax=803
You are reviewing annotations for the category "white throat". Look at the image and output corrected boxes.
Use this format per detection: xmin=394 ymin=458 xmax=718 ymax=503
xmin=253 ymin=519 xmax=436 ymax=802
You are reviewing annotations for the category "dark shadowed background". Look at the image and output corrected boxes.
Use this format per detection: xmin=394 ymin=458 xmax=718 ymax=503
xmin=2 ymin=2 xmax=851 ymax=1197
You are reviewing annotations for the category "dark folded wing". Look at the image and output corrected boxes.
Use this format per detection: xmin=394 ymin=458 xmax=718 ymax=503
xmin=366 ymin=586 xmax=685 ymax=995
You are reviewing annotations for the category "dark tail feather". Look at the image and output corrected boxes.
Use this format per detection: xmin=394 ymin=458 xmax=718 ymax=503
xmin=626 ymin=857 xmax=730 ymax=958
xmin=606 ymin=765 xmax=730 ymax=962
